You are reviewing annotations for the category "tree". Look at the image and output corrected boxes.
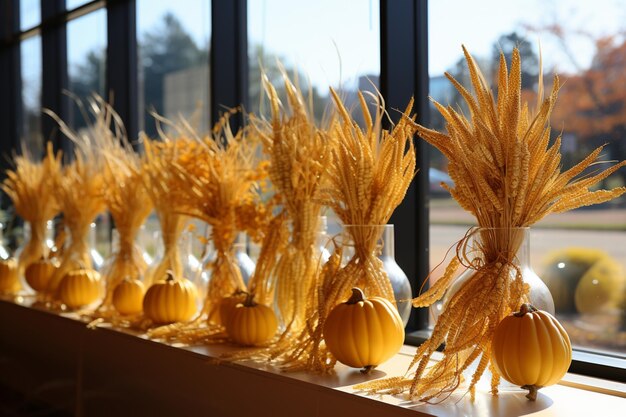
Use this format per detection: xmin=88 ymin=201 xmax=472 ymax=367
xmin=491 ymin=32 xmax=539 ymax=90
xmin=139 ymin=13 xmax=207 ymax=136
xmin=248 ymin=44 xmax=327 ymax=124
xmin=69 ymin=48 xmax=106 ymax=130
xmin=533 ymin=23 xmax=626 ymax=188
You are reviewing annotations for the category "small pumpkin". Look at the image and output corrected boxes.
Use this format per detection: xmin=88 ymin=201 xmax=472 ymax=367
xmin=491 ymin=303 xmax=572 ymax=401
xmin=226 ymin=293 xmax=277 ymax=346
xmin=143 ymin=272 xmax=198 ymax=324
xmin=323 ymin=287 xmax=405 ymax=372
xmin=58 ymin=267 xmax=102 ymax=309
xmin=0 ymin=258 xmax=19 ymax=293
xmin=25 ymin=258 xmax=59 ymax=293
xmin=209 ymin=291 xmax=247 ymax=326
xmin=112 ymin=277 xmax=146 ymax=315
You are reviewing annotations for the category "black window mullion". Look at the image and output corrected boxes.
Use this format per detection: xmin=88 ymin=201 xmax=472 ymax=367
xmin=106 ymin=0 xmax=138 ymax=146
xmin=41 ymin=0 xmax=70 ymax=155
xmin=381 ymin=0 xmax=430 ymax=333
xmin=0 ymin=0 xmax=22 ymax=214
xmin=0 ymin=0 xmax=21 ymax=154
xmin=210 ymin=0 xmax=247 ymax=131
xmin=0 ymin=0 xmax=22 ymax=156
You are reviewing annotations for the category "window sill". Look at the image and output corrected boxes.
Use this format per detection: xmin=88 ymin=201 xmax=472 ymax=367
xmin=0 ymin=298 xmax=624 ymax=417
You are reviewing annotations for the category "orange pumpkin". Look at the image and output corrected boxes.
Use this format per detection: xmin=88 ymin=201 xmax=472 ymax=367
xmin=143 ymin=272 xmax=198 ymax=324
xmin=112 ymin=277 xmax=146 ymax=315
xmin=323 ymin=288 xmax=404 ymax=372
xmin=491 ymin=304 xmax=572 ymax=400
xmin=58 ymin=267 xmax=102 ymax=309
xmin=25 ymin=258 xmax=59 ymax=293
xmin=209 ymin=291 xmax=247 ymax=326
xmin=226 ymin=294 xmax=277 ymax=346
xmin=0 ymin=258 xmax=20 ymax=293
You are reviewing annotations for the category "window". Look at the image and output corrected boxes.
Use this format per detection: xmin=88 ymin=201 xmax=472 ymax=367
xmin=66 ymin=0 xmax=93 ymax=10
xmin=137 ymin=0 xmax=211 ymax=135
xmin=67 ymin=9 xmax=107 ymax=129
xmin=248 ymin=0 xmax=380 ymax=124
xmin=20 ymin=35 xmax=42 ymax=158
xmin=0 ymin=0 xmax=622 ymax=383
xmin=19 ymin=0 xmax=39 ymax=31
xmin=428 ymin=0 xmax=626 ymax=357
xmin=248 ymin=0 xmax=381 ymax=238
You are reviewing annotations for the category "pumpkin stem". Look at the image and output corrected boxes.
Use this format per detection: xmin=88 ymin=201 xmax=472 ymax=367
xmin=243 ymin=292 xmax=257 ymax=307
xmin=522 ymin=384 xmax=540 ymax=401
xmin=76 ymin=259 xmax=88 ymax=271
xmin=347 ymin=287 xmax=365 ymax=305
xmin=514 ymin=303 xmax=537 ymax=317
xmin=165 ymin=271 xmax=176 ymax=282
xmin=361 ymin=365 xmax=375 ymax=375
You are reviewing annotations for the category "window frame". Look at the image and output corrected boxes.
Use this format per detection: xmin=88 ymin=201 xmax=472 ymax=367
xmin=0 ymin=0 xmax=624 ymax=384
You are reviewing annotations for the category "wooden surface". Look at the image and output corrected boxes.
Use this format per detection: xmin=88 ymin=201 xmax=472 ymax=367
xmin=0 ymin=298 xmax=624 ymax=417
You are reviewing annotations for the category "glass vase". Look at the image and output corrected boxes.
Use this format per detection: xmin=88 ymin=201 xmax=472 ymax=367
xmin=88 ymin=222 xmax=104 ymax=271
xmin=100 ymin=228 xmax=149 ymax=293
xmin=233 ymin=233 xmax=255 ymax=287
xmin=147 ymin=230 xmax=202 ymax=282
xmin=431 ymin=227 xmax=554 ymax=323
xmin=341 ymin=224 xmax=412 ymax=326
xmin=431 ymin=227 xmax=555 ymax=392
xmin=0 ymin=223 xmax=10 ymax=260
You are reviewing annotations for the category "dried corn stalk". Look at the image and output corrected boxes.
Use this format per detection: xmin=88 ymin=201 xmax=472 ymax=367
xmin=1 ymin=143 xmax=62 ymax=281
xmin=273 ymin=89 xmax=417 ymax=372
xmin=357 ymin=46 xmax=626 ymax=401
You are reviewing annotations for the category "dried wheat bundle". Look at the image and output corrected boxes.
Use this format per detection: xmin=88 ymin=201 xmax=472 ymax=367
xmin=357 ymin=46 xmax=626 ymax=401
xmin=140 ymin=136 xmax=198 ymax=286
xmin=2 ymin=143 xmax=62 ymax=281
xmin=253 ymin=71 xmax=334 ymax=338
xmin=43 ymin=103 xmax=108 ymax=295
xmin=271 ymin=89 xmax=417 ymax=372
xmin=173 ymin=114 xmax=269 ymax=318
xmin=246 ymin=210 xmax=289 ymax=307
xmin=71 ymin=96 xmax=153 ymax=312
xmin=146 ymin=112 xmax=272 ymax=343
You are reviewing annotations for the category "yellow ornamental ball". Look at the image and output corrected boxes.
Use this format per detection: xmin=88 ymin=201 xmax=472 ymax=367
xmin=575 ymin=256 xmax=625 ymax=314
xmin=541 ymin=247 xmax=611 ymax=314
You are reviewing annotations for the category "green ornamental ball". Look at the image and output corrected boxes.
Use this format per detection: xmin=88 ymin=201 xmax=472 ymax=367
xmin=541 ymin=248 xmax=625 ymax=315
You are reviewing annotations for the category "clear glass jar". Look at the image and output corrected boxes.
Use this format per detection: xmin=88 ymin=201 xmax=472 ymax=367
xmin=17 ymin=219 xmax=55 ymax=270
xmin=431 ymin=227 xmax=555 ymax=392
xmin=101 ymin=229 xmax=149 ymax=284
xmin=147 ymin=229 xmax=201 ymax=281
xmin=233 ymin=233 xmax=255 ymax=287
xmin=89 ymin=222 xmax=104 ymax=271
xmin=340 ymin=224 xmax=412 ymax=326
xmin=432 ymin=227 xmax=555 ymax=323
xmin=0 ymin=223 xmax=10 ymax=260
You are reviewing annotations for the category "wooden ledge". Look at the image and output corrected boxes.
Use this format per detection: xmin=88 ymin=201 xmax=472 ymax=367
xmin=0 ymin=298 xmax=624 ymax=417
